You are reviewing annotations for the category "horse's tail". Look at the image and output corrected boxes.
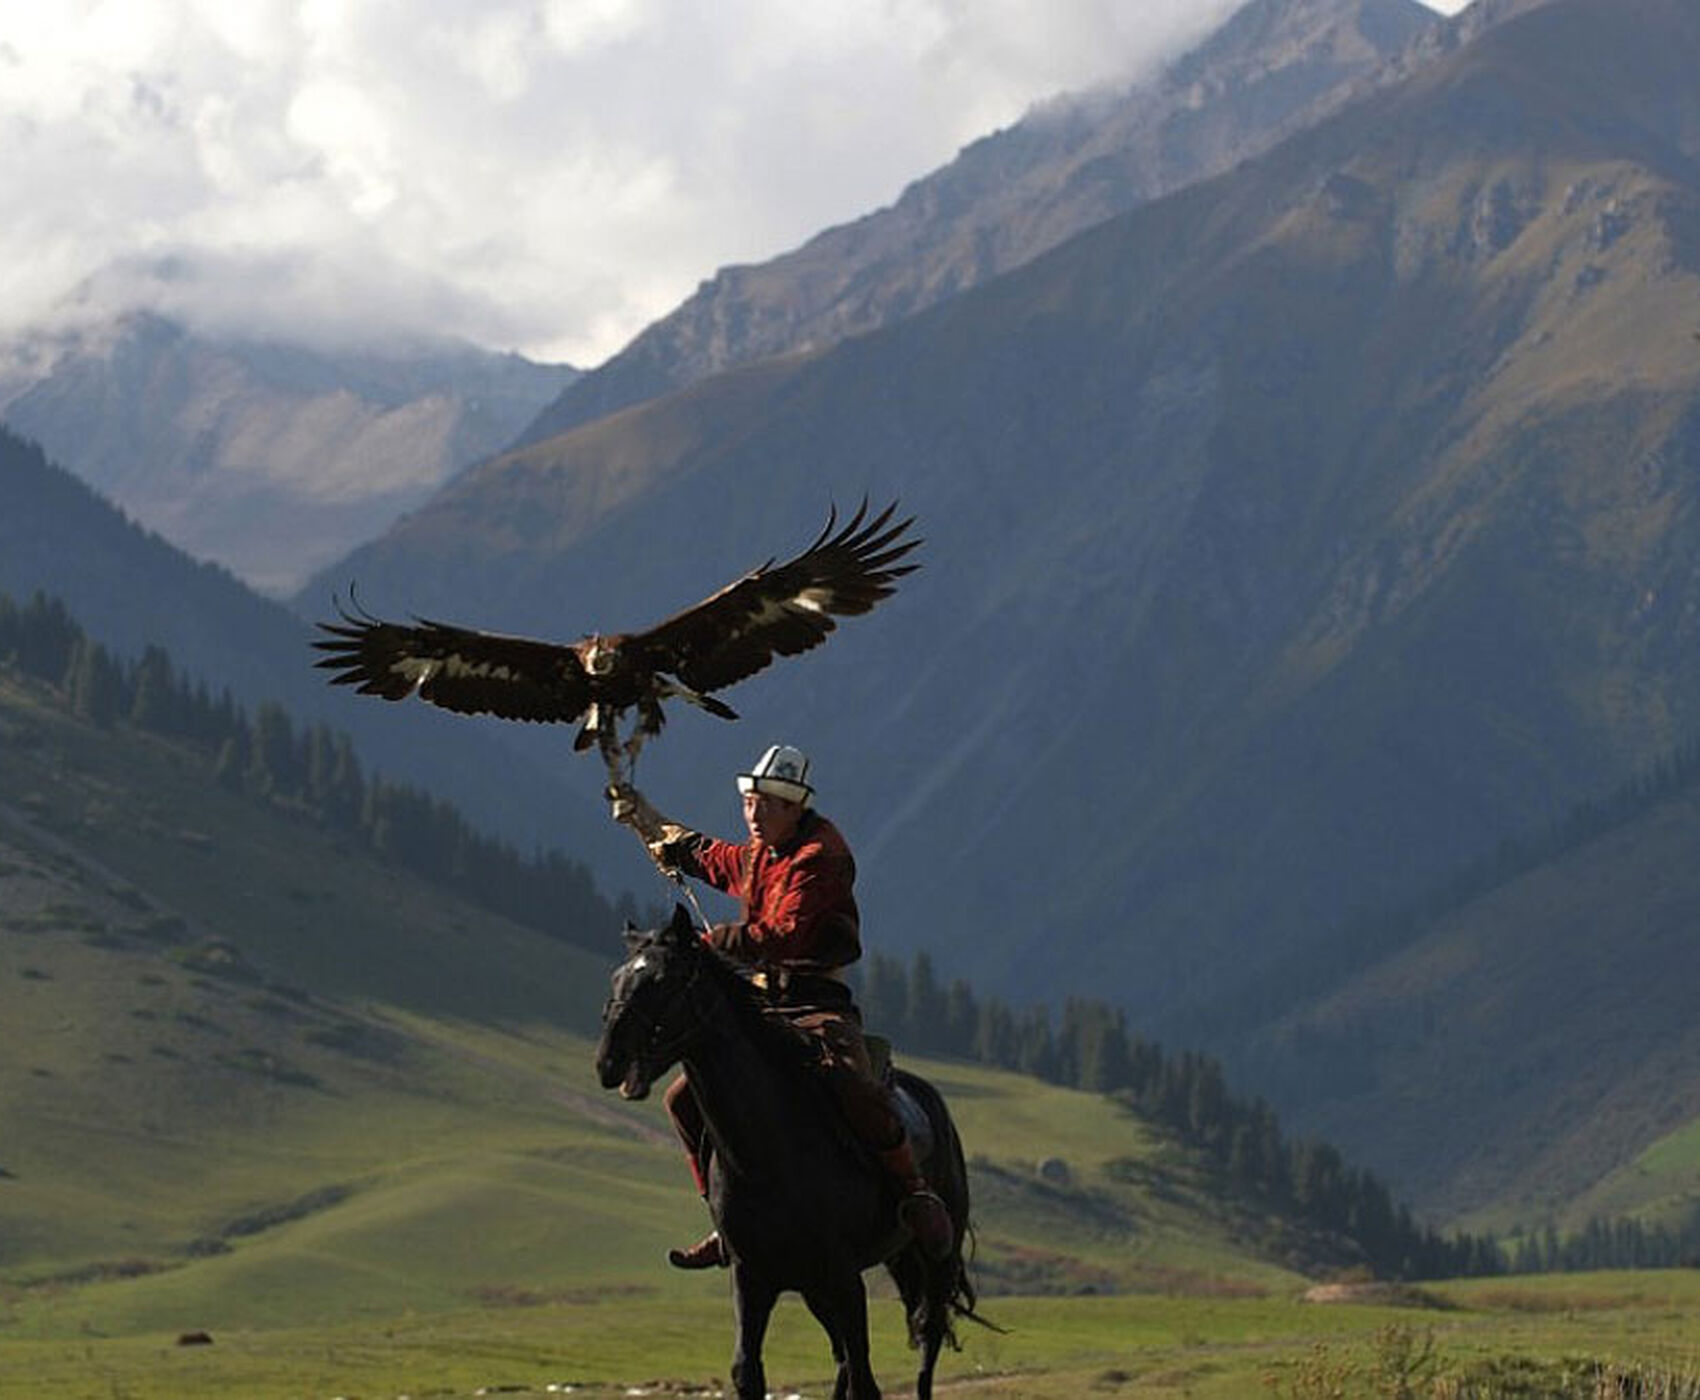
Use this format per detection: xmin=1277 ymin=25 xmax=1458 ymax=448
xmin=888 ymin=1068 xmax=1001 ymax=1358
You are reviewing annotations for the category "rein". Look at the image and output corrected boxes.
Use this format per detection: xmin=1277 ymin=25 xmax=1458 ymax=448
xmin=672 ymin=875 xmax=714 ymax=936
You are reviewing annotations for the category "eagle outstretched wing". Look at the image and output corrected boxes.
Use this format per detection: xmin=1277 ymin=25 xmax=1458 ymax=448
xmin=312 ymin=499 xmax=920 ymax=742
xmin=633 ymin=499 xmax=920 ymax=693
xmin=313 ymin=611 xmax=593 ymax=724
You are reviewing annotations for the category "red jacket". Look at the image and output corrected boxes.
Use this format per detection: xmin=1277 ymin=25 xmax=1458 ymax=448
xmin=684 ymin=811 xmax=862 ymax=970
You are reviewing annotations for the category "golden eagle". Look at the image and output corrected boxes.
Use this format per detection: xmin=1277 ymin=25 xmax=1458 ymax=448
xmin=313 ymin=500 xmax=919 ymax=777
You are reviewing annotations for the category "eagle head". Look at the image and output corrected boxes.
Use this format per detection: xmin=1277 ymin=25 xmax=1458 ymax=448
xmin=581 ymin=634 xmax=620 ymax=677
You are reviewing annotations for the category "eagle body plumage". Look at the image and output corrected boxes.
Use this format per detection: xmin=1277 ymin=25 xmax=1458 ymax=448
xmin=313 ymin=500 xmax=919 ymax=771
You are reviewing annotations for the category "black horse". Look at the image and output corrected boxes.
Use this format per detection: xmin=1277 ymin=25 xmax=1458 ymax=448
xmin=595 ymin=905 xmax=984 ymax=1400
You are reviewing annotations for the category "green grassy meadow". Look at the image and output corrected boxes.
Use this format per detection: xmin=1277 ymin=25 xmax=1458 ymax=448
xmin=9 ymin=1274 xmax=1700 ymax=1398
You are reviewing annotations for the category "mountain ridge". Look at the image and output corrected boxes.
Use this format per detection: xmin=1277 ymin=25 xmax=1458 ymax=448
xmin=0 ymin=311 xmax=574 ymax=596
xmin=0 ymin=424 xmax=612 ymax=870
xmin=507 ymin=0 xmax=1440 ymax=449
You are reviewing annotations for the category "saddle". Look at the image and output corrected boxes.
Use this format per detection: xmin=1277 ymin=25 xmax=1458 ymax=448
xmin=866 ymin=1031 xmax=893 ymax=1082
xmin=886 ymin=1079 xmax=937 ymax=1166
xmin=866 ymin=1034 xmax=937 ymax=1165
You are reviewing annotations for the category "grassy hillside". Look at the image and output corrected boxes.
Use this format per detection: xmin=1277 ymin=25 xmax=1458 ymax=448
xmin=1217 ymin=763 xmax=1700 ymax=1226
xmin=0 ymin=661 xmax=634 ymax=1290
xmin=1565 ymin=1114 xmax=1700 ymax=1250
xmin=0 ymin=654 xmax=1358 ymax=1356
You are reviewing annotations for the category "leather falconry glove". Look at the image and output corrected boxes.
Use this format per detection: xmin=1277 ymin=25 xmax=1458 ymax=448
xmin=607 ymin=782 xmax=697 ymax=877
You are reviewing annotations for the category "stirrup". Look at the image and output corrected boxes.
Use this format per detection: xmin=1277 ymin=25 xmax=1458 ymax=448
xmin=899 ymin=1188 xmax=954 ymax=1261
xmin=667 ymin=1230 xmax=728 ymax=1270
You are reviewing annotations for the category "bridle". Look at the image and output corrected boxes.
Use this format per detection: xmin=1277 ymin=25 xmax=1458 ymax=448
xmin=603 ymin=941 xmax=708 ymax=1082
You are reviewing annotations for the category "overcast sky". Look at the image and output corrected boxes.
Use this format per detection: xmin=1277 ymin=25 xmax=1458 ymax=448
xmin=0 ymin=0 xmax=1466 ymax=369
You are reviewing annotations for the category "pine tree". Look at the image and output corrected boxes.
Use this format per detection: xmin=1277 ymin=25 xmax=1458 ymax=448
xmin=129 ymin=646 xmax=177 ymax=732
xmin=213 ymin=734 xmax=245 ymax=792
xmin=17 ymin=592 xmax=80 ymax=683
xmin=248 ymin=702 xmax=298 ymax=799
xmin=973 ymin=998 xmax=1017 ymax=1069
xmin=1015 ymin=1006 xmax=1056 ymax=1080
xmin=859 ymin=953 xmax=908 ymax=1041
xmin=65 ymin=637 xmax=122 ymax=727
xmin=904 ymin=951 xmax=947 ymax=1052
xmin=0 ymin=592 xmax=18 ymax=662
xmin=943 ymin=978 xmax=978 ymax=1058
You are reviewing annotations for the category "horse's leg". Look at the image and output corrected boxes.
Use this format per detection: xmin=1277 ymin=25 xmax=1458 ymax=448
xmin=801 ymin=1285 xmax=852 ymax=1400
xmin=729 ymin=1265 xmax=778 ymax=1400
xmin=803 ymin=1272 xmax=880 ymax=1400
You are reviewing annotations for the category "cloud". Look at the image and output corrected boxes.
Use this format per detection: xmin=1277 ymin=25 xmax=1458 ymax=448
xmin=0 ymin=0 xmax=1258 ymax=366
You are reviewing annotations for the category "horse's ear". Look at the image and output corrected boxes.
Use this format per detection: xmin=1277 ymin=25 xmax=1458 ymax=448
xmin=621 ymin=920 xmax=646 ymax=952
xmin=664 ymin=903 xmax=695 ymax=942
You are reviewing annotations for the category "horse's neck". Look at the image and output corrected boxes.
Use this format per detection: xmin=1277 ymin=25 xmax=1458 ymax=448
xmin=682 ymin=979 xmax=812 ymax=1180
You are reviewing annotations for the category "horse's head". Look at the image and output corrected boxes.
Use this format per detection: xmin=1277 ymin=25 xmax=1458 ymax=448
xmin=595 ymin=903 xmax=706 ymax=1101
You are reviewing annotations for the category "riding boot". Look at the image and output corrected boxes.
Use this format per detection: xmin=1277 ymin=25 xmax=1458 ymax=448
xmin=667 ymin=1230 xmax=729 ymax=1270
xmin=667 ymin=1144 xmax=729 ymax=1269
xmin=878 ymin=1137 xmax=954 ymax=1261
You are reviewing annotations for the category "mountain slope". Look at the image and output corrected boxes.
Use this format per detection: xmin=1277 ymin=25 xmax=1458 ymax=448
xmin=1211 ymin=757 xmax=1700 ymax=1224
xmin=283 ymin=0 xmax=1700 ymax=1047
xmin=0 ymin=425 xmax=611 ymax=866
xmin=508 ymin=0 xmax=1438 ymax=448
xmin=0 ymin=313 xmax=574 ymax=595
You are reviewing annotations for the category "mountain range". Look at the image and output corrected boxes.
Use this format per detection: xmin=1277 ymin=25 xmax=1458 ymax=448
xmin=304 ymin=0 xmax=1700 ymax=1026
xmin=0 ymin=313 xmax=573 ymax=596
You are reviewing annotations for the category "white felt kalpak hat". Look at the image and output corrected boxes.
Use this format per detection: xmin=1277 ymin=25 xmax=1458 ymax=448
xmin=737 ymin=744 xmax=814 ymax=807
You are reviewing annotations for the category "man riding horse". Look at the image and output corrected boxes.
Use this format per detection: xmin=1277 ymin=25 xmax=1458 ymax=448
xmin=611 ymin=743 xmax=954 ymax=1270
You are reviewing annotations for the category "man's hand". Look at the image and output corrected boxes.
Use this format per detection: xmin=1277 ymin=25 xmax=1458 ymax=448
xmin=706 ymin=922 xmax=753 ymax=958
xmin=609 ymin=783 xmax=697 ymax=877
xmin=608 ymin=782 xmax=666 ymax=841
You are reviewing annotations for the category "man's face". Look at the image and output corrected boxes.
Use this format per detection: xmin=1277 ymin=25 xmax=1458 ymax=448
xmin=743 ymin=789 xmax=803 ymax=848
